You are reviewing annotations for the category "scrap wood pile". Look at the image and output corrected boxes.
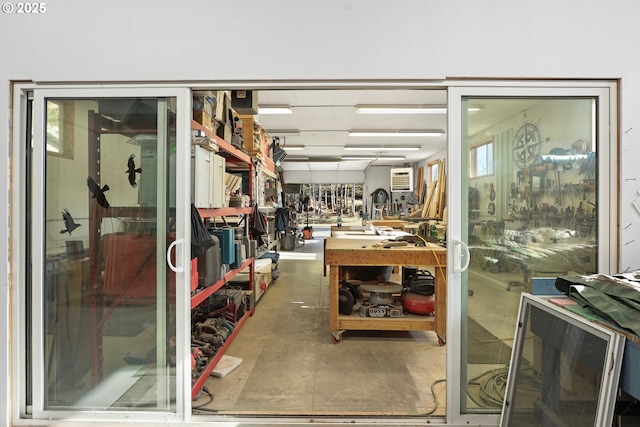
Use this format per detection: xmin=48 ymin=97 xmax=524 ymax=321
xmin=409 ymin=160 xmax=446 ymax=220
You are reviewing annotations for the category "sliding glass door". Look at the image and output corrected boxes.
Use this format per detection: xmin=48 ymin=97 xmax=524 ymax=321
xmin=25 ymin=87 xmax=191 ymax=422
xmin=446 ymin=83 xmax=617 ymax=425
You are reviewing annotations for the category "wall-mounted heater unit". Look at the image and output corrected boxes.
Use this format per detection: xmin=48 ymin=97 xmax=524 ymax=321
xmin=390 ymin=167 xmax=413 ymax=192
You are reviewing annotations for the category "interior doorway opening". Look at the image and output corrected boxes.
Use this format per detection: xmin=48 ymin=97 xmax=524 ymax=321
xmin=191 ymin=87 xmax=450 ymax=419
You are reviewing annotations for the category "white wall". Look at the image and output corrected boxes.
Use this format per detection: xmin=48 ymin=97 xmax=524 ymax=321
xmin=3 ymin=0 xmax=640 ymax=423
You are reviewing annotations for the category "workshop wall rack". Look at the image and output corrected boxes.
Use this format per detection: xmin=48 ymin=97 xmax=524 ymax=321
xmin=190 ymin=118 xmax=256 ymax=399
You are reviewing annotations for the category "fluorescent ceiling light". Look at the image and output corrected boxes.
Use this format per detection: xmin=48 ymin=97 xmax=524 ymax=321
xmin=286 ymin=156 xmax=309 ymax=161
xmin=266 ymin=129 xmax=300 ymax=136
xmin=284 ymin=146 xmax=305 ymax=150
xmin=349 ymin=130 xmax=444 ymax=137
xmin=355 ymin=105 xmax=481 ymax=114
xmin=342 ymin=156 xmax=405 ymax=161
xmin=291 ymin=144 xmax=344 ymax=148
xmin=356 ymin=104 xmax=447 ymax=114
xmin=258 ymin=105 xmax=292 ymax=115
xmin=344 ymin=146 xmax=420 ymax=151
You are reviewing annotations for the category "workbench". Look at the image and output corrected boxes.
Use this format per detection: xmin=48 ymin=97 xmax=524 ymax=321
xmin=324 ymin=237 xmax=447 ymax=344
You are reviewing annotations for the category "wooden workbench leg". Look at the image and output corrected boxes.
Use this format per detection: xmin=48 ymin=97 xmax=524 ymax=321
xmin=323 ymin=238 xmax=327 ymax=277
xmin=329 ymin=265 xmax=340 ymax=338
xmin=435 ymin=266 xmax=447 ymax=345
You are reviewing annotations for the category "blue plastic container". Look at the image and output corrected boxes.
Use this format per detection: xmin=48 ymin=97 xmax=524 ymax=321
xmin=210 ymin=228 xmax=235 ymax=264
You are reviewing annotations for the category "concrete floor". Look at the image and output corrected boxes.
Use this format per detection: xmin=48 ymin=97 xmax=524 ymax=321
xmin=190 ymin=220 xmax=547 ymax=421
xmin=46 ymin=216 xmax=582 ymax=421
xmin=194 ymin=225 xmax=448 ymax=418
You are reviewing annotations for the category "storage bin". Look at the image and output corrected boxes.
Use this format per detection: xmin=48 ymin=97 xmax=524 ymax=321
xmin=230 ymin=240 xmax=243 ymax=269
xmin=197 ymin=235 xmax=222 ymax=289
xmin=280 ymin=233 xmax=295 ymax=251
xmin=209 ymin=228 xmax=235 ymax=264
xmin=254 ymin=258 xmax=272 ymax=274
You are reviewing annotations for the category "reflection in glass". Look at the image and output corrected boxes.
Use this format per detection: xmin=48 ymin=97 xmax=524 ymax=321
xmin=46 ymin=100 xmax=74 ymax=159
xmin=460 ymin=98 xmax=598 ymax=413
xmin=42 ymin=98 xmax=176 ymax=410
xmin=501 ymin=295 xmax=624 ymax=426
xmin=509 ymin=305 xmax=604 ymax=425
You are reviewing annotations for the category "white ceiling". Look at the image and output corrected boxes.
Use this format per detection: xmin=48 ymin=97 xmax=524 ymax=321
xmin=255 ymin=89 xmax=448 ymax=172
xmin=253 ymin=89 xmax=540 ymax=177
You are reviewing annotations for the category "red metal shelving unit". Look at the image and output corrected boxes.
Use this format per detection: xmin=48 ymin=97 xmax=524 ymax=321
xmin=84 ymin=110 xmax=258 ymax=397
xmin=191 ymin=257 xmax=254 ymax=309
xmin=190 ymin=117 xmax=256 ymax=399
xmin=190 ymin=309 xmax=251 ymax=400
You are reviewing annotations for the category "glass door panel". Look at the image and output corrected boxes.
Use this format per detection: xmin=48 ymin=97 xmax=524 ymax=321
xmin=35 ymin=96 xmax=178 ymax=412
xmin=452 ymin=91 xmax=614 ymax=419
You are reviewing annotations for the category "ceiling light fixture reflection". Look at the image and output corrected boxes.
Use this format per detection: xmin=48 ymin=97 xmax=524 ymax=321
xmin=265 ymin=129 xmax=300 ymax=136
xmin=356 ymin=104 xmax=446 ymax=114
xmin=344 ymin=146 xmax=420 ymax=151
xmin=349 ymin=130 xmax=444 ymax=137
xmin=258 ymin=105 xmax=292 ymax=115
xmin=284 ymin=146 xmax=305 ymax=150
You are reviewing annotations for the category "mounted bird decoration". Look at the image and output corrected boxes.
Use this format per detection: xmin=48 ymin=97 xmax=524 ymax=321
xmin=60 ymin=208 xmax=81 ymax=235
xmin=87 ymin=176 xmax=111 ymax=209
xmin=126 ymin=154 xmax=142 ymax=188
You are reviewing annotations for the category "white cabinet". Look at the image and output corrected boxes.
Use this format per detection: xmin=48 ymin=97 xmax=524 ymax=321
xmin=211 ymin=153 xmax=226 ymax=208
xmin=191 ymin=145 xmax=212 ymax=207
xmin=191 ymin=148 xmax=226 ymax=208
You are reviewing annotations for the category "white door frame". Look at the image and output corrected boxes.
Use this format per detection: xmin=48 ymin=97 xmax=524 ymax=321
xmin=9 ymin=79 xmax=618 ymax=426
xmin=446 ymin=81 xmax=618 ymax=426
xmin=12 ymin=84 xmax=193 ymax=423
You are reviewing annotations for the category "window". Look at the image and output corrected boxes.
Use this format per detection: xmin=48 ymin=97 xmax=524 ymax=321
xmin=501 ymin=294 xmax=624 ymax=426
xmin=426 ymin=160 xmax=442 ymax=188
xmin=427 ymin=160 xmax=439 ymax=186
xmin=46 ymin=100 xmax=75 ymax=159
xmin=470 ymin=139 xmax=493 ymax=178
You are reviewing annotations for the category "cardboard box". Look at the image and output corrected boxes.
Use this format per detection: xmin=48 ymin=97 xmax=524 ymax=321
xmin=214 ymin=91 xmax=232 ymax=123
xmin=215 ymin=121 xmax=232 ymax=143
xmin=192 ymin=90 xmax=216 ymax=117
xmin=193 ymin=110 xmax=213 ymax=133
xmin=238 ymin=114 xmax=267 ymax=154
xmin=191 ymin=135 xmax=219 ymax=152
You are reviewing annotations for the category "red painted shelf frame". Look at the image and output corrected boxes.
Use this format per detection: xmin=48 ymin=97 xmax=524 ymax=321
xmin=191 ymin=257 xmax=254 ymax=309
xmin=191 ymin=118 xmax=257 ymax=400
xmin=190 ymin=309 xmax=251 ymax=400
